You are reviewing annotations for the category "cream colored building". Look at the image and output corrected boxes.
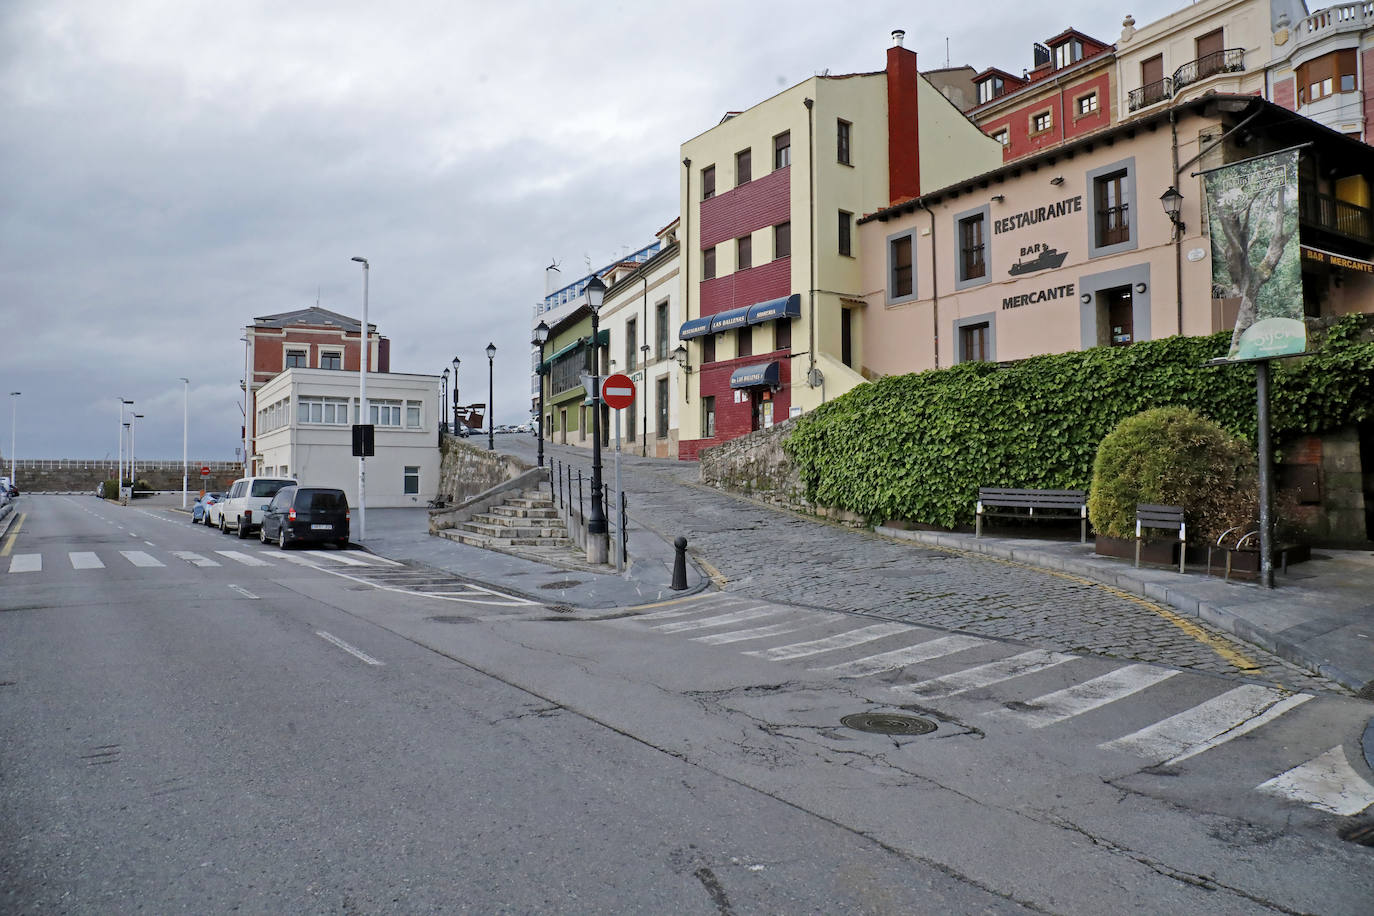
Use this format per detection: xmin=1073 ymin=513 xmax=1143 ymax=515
xmin=254 ymin=368 xmax=440 ymax=507
xmin=674 ymin=31 xmax=1003 ymax=458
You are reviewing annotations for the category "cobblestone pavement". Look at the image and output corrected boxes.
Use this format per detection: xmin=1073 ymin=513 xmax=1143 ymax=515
xmin=615 ymin=459 xmax=1344 ymax=695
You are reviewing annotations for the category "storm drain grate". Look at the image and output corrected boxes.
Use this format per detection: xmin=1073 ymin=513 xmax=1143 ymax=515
xmin=544 ymin=604 xmax=576 ymax=614
xmin=427 ymin=616 xmax=477 ymax=624
xmin=1340 ymin=821 xmax=1374 ymax=847
xmin=841 ymin=712 xmax=937 ymax=736
xmin=539 ymin=580 xmax=583 ymax=590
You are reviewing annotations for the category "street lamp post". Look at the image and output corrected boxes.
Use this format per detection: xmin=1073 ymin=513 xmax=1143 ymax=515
xmin=486 ymin=342 xmax=496 ymax=450
xmin=351 ymin=255 xmax=369 ymax=543
xmin=532 ymin=321 xmax=550 ymax=467
xmin=130 ymin=414 xmax=144 ymax=489
xmin=8 ymin=392 xmax=19 ymax=489
xmin=441 ymin=368 xmax=449 ymax=434
xmin=179 ymin=378 xmax=189 ymax=507
xmin=584 ymin=275 xmax=608 ymax=564
xmin=451 ymin=357 xmax=461 ymax=437
xmin=117 ymin=398 xmax=133 ymax=490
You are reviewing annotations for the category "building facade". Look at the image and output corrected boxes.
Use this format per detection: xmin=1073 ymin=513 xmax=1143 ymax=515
xmin=674 ymin=31 xmax=1005 ymax=458
xmin=254 ymin=368 xmax=440 ymax=508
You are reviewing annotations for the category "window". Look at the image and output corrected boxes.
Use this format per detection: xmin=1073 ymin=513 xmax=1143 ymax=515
xmin=655 ymin=301 xmax=670 ymax=358
xmin=773 ymin=131 xmax=790 ymax=169
xmin=1077 ymin=93 xmax=1098 ymax=116
xmin=656 ymin=377 xmax=669 ymax=438
xmin=774 ymin=222 xmax=791 ymax=259
xmin=977 ymin=76 xmax=1004 ymax=104
xmin=838 ymin=210 xmax=852 ymax=257
xmin=958 ymin=214 xmax=986 ymax=281
xmin=319 ymin=350 xmax=342 ymax=370
xmin=992 ymin=129 xmax=1010 ymax=147
xmin=626 ymin=317 xmax=637 ymax=370
xmin=405 ymin=400 xmax=422 ymax=428
xmin=369 ymin=399 xmax=402 ymax=427
xmin=403 ymin=466 xmax=419 ymax=495
xmin=1031 ymin=110 xmax=1052 ymax=133
xmin=735 ymin=148 xmax=751 ymax=185
xmin=297 ymin=396 xmax=351 ymax=424
xmin=837 ymin=119 xmax=851 ymax=165
xmin=701 ymin=165 xmax=715 ymax=200
xmin=1297 ymin=50 xmax=1357 ymax=103
xmin=702 ymin=396 xmax=716 ymax=438
xmin=737 ymin=234 xmax=752 ymax=270
xmin=890 ymin=234 xmax=914 ymax=299
xmin=841 ymin=309 xmax=854 ymax=367
xmin=960 ymin=323 xmax=990 ymax=362
xmin=285 ymin=349 xmax=307 ymax=368
xmin=701 ymin=334 xmax=716 ymax=363
xmin=1054 ymin=38 xmax=1083 ymax=70
xmin=774 ymin=317 xmax=791 ymax=350
xmin=703 ymin=246 xmax=716 ymax=280
xmin=1094 ymin=169 xmax=1130 ymax=247
xmin=737 ymin=327 xmax=752 ymax=359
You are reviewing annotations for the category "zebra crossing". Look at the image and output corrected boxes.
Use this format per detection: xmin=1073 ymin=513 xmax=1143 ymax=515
xmin=4 ymin=546 xmax=401 ymax=574
xmin=618 ymin=593 xmax=1374 ymax=818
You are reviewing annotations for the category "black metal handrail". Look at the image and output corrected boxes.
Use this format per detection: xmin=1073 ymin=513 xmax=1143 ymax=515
xmin=1300 ymin=188 xmax=1374 ymax=243
xmin=1127 ymin=77 xmax=1172 ymax=112
xmin=1172 ymin=49 xmax=1245 ymax=91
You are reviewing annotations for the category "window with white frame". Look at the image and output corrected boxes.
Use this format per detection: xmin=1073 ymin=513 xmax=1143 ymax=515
xmin=1031 ymin=110 xmax=1052 ymax=133
xmin=319 ymin=349 xmax=342 ymax=370
xmin=259 ymin=396 xmax=290 ymax=433
xmin=298 ymin=396 xmax=351 ymax=425
xmin=370 ymin=399 xmax=402 ymax=427
xmin=992 ymin=129 xmax=1010 ymax=147
xmin=403 ymin=465 xmax=420 ymax=495
xmin=406 ymin=400 xmax=422 ymax=428
xmin=285 ymin=349 xmax=307 ymax=369
xmin=1077 ymin=93 xmax=1098 ymax=116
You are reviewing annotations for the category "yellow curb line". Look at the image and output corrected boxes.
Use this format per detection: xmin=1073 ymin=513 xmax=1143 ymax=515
xmin=695 ymin=556 xmax=728 ymax=588
xmin=0 ymin=513 xmax=25 ymax=557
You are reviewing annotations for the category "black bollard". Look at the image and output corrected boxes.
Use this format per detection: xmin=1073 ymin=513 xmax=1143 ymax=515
xmin=670 ymin=536 xmax=689 ymax=590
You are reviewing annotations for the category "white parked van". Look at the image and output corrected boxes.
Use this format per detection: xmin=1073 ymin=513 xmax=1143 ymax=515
xmin=217 ymin=476 xmax=295 ymax=538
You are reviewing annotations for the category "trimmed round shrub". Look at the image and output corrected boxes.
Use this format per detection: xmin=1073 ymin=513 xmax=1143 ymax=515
xmin=1088 ymin=407 xmax=1258 ymax=545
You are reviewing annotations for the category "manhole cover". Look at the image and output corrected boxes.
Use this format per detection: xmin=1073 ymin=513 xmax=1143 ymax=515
xmin=427 ymin=615 xmax=476 ymax=624
xmin=539 ymin=580 xmax=583 ymax=590
xmin=841 ymin=713 xmax=937 ymax=736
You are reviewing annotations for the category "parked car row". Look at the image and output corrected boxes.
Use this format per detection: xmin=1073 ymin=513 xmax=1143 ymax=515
xmin=191 ymin=476 xmax=349 ymax=550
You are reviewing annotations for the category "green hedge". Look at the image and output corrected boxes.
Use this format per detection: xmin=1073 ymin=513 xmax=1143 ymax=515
xmin=783 ymin=315 xmax=1374 ymax=529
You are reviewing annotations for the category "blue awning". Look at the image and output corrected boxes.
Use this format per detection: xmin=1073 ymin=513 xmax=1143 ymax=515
xmin=746 ymin=293 xmax=801 ymax=324
xmin=709 ymin=307 xmax=750 ymax=333
xmin=729 ymin=361 xmax=781 ymax=389
xmin=678 ymin=316 xmax=712 ymax=340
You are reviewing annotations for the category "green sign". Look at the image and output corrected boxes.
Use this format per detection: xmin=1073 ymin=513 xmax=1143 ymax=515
xmin=1203 ymin=148 xmax=1305 ymax=360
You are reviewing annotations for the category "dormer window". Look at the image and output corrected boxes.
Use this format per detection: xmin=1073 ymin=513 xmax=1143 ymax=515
xmin=977 ymin=76 xmax=1005 ymax=104
xmin=1054 ymin=39 xmax=1083 ymax=69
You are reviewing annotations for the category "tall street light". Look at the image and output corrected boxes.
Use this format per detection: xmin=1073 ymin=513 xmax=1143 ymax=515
xmin=118 ymin=398 xmax=133 ymax=489
xmin=532 ymin=320 xmax=550 ymax=467
xmin=440 ymin=368 xmax=449 ymax=435
xmin=584 ymin=275 xmax=608 ymax=564
xmin=130 ymin=414 xmax=144 ymax=489
xmin=351 ymin=256 xmax=369 ymax=543
xmin=179 ymin=377 xmax=189 ymax=507
xmin=451 ymin=357 xmax=461 ymax=436
xmin=486 ymin=342 xmax=496 ymax=450
xmin=8 ymin=392 xmax=19 ymax=489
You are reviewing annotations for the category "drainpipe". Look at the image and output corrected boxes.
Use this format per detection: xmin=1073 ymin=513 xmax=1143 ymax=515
xmin=1171 ymin=108 xmax=1183 ymax=336
xmin=642 ymin=273 xmax=648 ymax=456
xmin=918 ymin=200 xmax=940 ymax=368
xmin=682 ymin=157 xmax=692 ymax=433
xmin=804 ymin=96 xmax=817 ymax=387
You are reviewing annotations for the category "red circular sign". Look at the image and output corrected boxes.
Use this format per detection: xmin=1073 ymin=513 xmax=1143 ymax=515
xmin=601 ymin=374 xmax=636 ymax=410
xmin=200 ymin=466 xmax=211 ymax=476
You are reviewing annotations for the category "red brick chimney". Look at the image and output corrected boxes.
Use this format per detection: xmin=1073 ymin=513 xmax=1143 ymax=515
xmin=886 ymin=30 xmax=921 ymax=204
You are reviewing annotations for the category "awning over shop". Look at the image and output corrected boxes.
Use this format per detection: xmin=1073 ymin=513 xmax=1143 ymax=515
xmin=729 ymin=361 xmax=780 ymax=389
xmin=745 ymin=293 xmax=801 ymax=324
xmin=709 ymin=307 xmax=750 ymax=333
xmin=678 ymin=316 xmax=712 ymax=340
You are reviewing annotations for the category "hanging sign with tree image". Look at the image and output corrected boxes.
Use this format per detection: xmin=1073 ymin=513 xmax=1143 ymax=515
xmin=1203 ymin=147 xmax=1305 ymax=360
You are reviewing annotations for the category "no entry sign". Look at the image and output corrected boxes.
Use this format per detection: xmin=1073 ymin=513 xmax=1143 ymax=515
xmin=200 ymin=465 xmax=211 ymax=477
xmin=602 ymin=374 xmax=635 ymax=410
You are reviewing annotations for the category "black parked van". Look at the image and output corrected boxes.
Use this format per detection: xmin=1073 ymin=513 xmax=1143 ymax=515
xmin=258 ymin=486 xmax=350 ymax=549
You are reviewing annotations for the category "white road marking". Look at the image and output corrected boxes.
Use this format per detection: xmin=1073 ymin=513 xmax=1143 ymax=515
xmin=997 ymin=664 xmax=1179 ymax=728
xmin=637 ymin=597 xmax=742 ymax=621
xmin=655 ymin=606 xmax=781 ymax=633
xmin=694 ymin=621 xmax=819 ymax=645
xmin=9 ymin=554 xmax=41 ymax=573
xmin=895 ymin=649 xmax=1077 ymax=699
xmin=745 ymin=622 xmax=912 ymax=661
xmin=304 ymin=550 xmax=368 ymax=566
xmin=228 ymin=584 xmax=260 ymax=600
xmin=171 ymin=551 xmax=221 ymax=568
xmin=216 ymin=550 xmax=272 ymax=567
xmin=1102 ymin=685 xmax=1314 ymax=764
xmin=816 ymin=634 xmax=989 ymax=678
xmin=69 ymin=552 xmax=104 ymax=569
xmin=360 ymin=554 xmax=404 ymax=566
xmin=316 ymin=630 xmax=384 ymax=666
xmin=275 ymin=553 xmax=321 ymax=567
xmin=1257 ymin=746 xmax=1374 ymax=815
xmin=144 ymin=540 xmax=156 ymax=547
xmin=119 ymin=550 xmax=164 ymax=568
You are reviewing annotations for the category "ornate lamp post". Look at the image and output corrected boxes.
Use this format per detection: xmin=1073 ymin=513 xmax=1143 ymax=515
xmin=451 ymin=357 xmax=461 ymax=437
xmin=584 ymin=275 xmax=608 ymax=563
xmin=532 ymin=320 xmax=550 ymax=467
xmin=440 ymin=368 xmax=449 ymax=434
xmin=486 ymin=342 xmax=497 ymax=450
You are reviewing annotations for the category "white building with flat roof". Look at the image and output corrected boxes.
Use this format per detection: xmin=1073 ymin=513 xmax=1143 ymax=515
xmin=254 ymin=368 xmax=441 ymax=507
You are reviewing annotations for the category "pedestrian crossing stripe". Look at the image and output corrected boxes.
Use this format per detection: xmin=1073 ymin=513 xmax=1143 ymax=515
xmin=69 ymin=552 xmax=104 ymax=569
xmin=998 ymin=664 xmax=1179 ymax=728
xmin=213 ymin=551 xmax=272 ymax=567
xmin=745 ymin=622 xmax=912 ymax=661
xmin=1256 ymin=746 xmax=1374 ymax=816
xmin=655 ymin=605 xmax=782 ymax=633
xmin=119 ymin=550 xmax=164 ymax=568
xmin=1101 ymin=686 xmax=1313 ymax=764
xmin=694 ymin=621 xmax=820 ymax=645
xmin=815 ymin=633 xmax=988 ymax=678
xmin=895 ymin=648 xmax=1077 ymax=699
xmin=9 ymin=553 xmax=40 ymax=573
xmin=171 ymin=551 xmax=221 ymax=568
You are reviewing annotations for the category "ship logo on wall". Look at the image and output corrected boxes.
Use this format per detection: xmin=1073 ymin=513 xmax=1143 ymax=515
xmin=1008 ymin=242 xmax=1068 ymax=276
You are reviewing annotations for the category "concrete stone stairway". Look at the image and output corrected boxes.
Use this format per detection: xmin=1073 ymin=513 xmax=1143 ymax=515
xmin=446 ymin=490 xmax=572 ymax=550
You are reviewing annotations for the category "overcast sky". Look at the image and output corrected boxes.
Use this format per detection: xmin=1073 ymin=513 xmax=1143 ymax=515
xmin=1 ymin=0 xmax=1184 ymax=462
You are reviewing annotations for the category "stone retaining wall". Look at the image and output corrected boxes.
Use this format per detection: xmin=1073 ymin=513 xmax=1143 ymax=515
xmin=434 ymin=437 xmax=532 ymax=507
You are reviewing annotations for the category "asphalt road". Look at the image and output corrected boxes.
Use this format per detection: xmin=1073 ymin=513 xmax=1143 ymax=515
xmin=3 ymin=493 xmax=1373 ymax=914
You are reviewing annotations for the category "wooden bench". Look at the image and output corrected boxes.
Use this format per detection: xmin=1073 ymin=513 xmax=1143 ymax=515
xmin=1135 ymin=504 xmax=1186 ymax=573
xmin=975 ymin=488 xmax=1088 ymax=543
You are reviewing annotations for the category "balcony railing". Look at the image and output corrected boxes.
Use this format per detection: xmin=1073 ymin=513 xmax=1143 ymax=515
xmin=1128 ymin=77 xmax=1173 ymax=112
xmin=1172 ymin=48 xmax=1246 ymax=91
xmin=1300 ymin=187 xmax=1374 ymax=243
xmin=1300 ymin=2 xmax=1373 ymax=40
